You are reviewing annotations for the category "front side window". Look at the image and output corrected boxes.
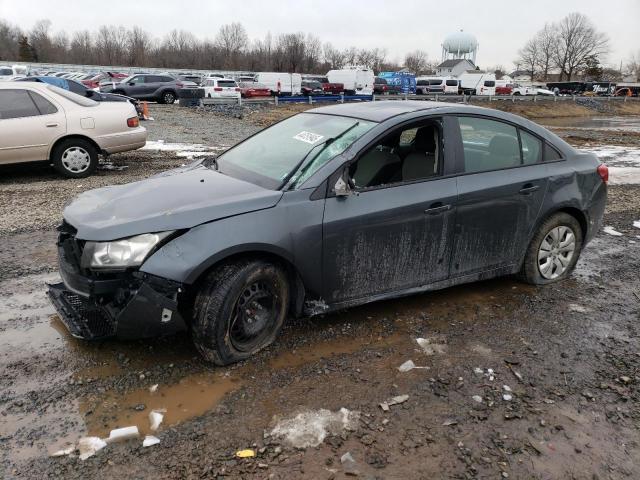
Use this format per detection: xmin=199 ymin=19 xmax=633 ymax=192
xmin=0 ymin=90 xmax=41 ymax=119
xmin=349 ymin=120 xmax=442 ymax=189
xmin=458 ymin=117 xmax=520 ymax=172
xmin=129 ymin=76 xmax=145 ymax=84
xmin=217 ymin=113 xmax=376 ymax=189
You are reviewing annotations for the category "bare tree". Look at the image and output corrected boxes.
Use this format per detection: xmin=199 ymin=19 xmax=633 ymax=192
xmin=535 ymin=23 xmax=557 ymax=80
xmin=403 ymin=50 xmax=428 ymax=74
xmin=323 ymin=43 xmax=344 ymax=69
xmin=625 ymin=51 xmax=640 ymax=81
xmin=29 ymin=20 xmax=54 ymax=62
xmin=554 ymin=12 xmax=609 ymax=80
xmin=0 ymin=20 xmax=22 ymax=61
xmin=215 ymin=22 xmax=248 ymax=69
xmin=127 ymin=26 xmax=153 ymax=67
xmin=516 ymin=38 xmax=540 ymax=80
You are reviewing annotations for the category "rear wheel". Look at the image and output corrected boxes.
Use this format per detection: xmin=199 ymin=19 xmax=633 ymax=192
xmin=520 ymin=212 xmax=583 ymax=285
xmin=159 ymin=90 xmax=176 ymax=104
xmin=191 ymin=260 xmax=290 ymax=365
xmin=51 ymin=138 xmax=98 ymax=178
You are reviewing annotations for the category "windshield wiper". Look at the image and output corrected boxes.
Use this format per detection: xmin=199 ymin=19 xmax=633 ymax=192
xmin=278 ymin=121 xmax=360 ymax=190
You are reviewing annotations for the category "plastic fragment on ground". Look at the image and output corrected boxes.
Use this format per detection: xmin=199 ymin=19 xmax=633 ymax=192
xmin=78 ymin=437 xmax=107 ymax=460
xmin=236 ymin=449 xmax=256 ymax=458
xmin=143 ymin=435 xmax=160 ymax=447
xmin=106 ymin=426 xmax=139 ymax=443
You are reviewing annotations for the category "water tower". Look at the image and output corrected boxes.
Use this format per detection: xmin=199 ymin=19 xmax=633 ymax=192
xmin=442 ymin=30 xmax=478 ymax=64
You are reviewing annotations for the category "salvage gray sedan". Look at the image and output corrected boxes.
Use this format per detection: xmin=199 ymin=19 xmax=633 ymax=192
xmin=48 ymin=101 xmax=607 ymax=365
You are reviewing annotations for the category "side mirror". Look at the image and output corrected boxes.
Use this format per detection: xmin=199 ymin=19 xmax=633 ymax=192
xmin=128 ymin=82 xmax=135 ymax=86
xmin=334 ymin=174 xmax=353 ymax=198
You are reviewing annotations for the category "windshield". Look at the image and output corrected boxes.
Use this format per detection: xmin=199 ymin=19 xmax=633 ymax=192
xmin=217 ymin=113 xmax=376 ymax=189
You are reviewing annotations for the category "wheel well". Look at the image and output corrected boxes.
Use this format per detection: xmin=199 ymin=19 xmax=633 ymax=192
xmin=554 ymin=207 xmax=588 ymax=239
xmin=186 ymin=251 xmax=307 ymax=320
xmin=49 ymin=135 xmax=102 ymax=159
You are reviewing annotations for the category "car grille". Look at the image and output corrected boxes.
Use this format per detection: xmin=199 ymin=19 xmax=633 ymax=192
xmin=60 ymin=290 xmax=116 ymax=338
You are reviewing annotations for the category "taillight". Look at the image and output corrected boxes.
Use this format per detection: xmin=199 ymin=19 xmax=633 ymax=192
xmin=597 ymin=164 xmax=609 ymax=183
xmin=127 ymin=116 xmax=139 ymax=128
xmin=214 ymin=87 xmax=223 ymax=91
xmin=235 ymin=88 xmax=241 ymax=91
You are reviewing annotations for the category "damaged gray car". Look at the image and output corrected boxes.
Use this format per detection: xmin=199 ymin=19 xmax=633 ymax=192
xmin=48 ymin=101 xmax=607 ymax=365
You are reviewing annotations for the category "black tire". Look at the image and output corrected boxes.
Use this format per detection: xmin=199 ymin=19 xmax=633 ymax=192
xmin=519 ymin=212 xmax=583 ymax=285
xmin=513 ymin=92 xmax=521 ymax=96
xmin=51 ymin=138 xmax=98 ymax=178
xmin=158 ymin=90 xmax=176 ymax=104
xmin=191 ymin=260 xmax=290 ymax=365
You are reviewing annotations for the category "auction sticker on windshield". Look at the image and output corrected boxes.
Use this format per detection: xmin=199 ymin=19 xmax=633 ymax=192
xmin=293 ymin=131 xmax=324 ymax=144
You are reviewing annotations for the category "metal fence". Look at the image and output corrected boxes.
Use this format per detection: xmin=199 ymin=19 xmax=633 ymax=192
xmin=201 ymin=93 xmax=640 ymax=107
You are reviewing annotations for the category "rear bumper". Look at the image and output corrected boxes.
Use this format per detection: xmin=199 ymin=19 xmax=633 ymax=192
xmin=97 ymin=127 xmax=147 ymax=154
xmin=48 ymin=271 xmax=187 ymax=341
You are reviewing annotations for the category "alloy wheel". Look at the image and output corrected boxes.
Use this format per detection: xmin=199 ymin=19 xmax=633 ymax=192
xmin=537 ymin=226 xmax=576 ymax=279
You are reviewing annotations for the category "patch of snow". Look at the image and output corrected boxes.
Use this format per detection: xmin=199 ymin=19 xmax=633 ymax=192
xmin=142 ymin=141 xmax=227 ymax=159
xmin=633 ymin=221 xmax=640 ymax=229
xmin=581 ymin=146 xmax=640 ymax=185
xmin=568 ymin=303 xmax=591 ymax=313
xmin=416 ymin=337 xmax=447 ymax=355
xmin=269 ymin=408 xmax=360 ymax=449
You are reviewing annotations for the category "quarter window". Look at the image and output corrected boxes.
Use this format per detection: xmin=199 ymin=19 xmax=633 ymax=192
xmin=458 ymin=117 xmax=520 ymax=172
xmin=544 ymin=143 xmax=563 ymax=161
xmin=520 ymin=130 xmax=542 ymax=164
xmin=28 ymin=91 xmax=58 ymax=115
xmin=0 ymin=90 xmax=40 ymax=119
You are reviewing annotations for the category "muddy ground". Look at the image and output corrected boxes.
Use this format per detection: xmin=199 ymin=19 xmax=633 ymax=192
xmin=1 ymin=103 xmax=639 ymax=480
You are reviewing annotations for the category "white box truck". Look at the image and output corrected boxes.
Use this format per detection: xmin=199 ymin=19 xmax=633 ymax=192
xmin=254 ymin=72 xmax=302 ymax=96
xmin=327 ymin=66 xmax=375 ymax=95
xmin=458 ymin=72 xmax=496 ymax=96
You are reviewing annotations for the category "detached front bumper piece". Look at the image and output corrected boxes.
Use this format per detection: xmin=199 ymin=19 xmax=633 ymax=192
xmin=48 ymin=276 xmax=188 ymax=341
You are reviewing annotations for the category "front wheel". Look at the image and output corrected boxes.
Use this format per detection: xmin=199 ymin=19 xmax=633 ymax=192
xmin=520 ymin=213 xmax=583 ymax=285
xmin=191 ymin=260 xmax=290 ymax=365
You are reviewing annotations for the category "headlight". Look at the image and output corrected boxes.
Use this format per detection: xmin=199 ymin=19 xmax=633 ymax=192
xmin=81 ymin=231 xmax=174 ymax=270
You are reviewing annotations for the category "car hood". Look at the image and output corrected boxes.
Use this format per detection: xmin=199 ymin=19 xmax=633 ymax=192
xmin=64 ymin=165 xmax=283 ymax=241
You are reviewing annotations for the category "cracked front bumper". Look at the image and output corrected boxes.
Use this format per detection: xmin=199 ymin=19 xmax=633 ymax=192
xmin=47 ymin=276 xmax=187 ymax=341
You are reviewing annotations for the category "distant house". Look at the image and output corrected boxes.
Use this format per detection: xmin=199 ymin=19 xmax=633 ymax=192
xmin=435 ymin=59 xmax=476 ymax=78
xmin=510 ymin=70 xmax=533 ymax=82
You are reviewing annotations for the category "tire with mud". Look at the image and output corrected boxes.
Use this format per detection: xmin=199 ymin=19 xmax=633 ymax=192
xmin=520 ymin=212 xmax=583 ymax=285
xmin=191 ymin=260 xmax=290 ymax=365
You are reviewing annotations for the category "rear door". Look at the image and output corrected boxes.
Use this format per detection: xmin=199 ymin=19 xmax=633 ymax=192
xmin=322 ymin=117 xmax=458 ymax=303
xmin=0 ymin=88 xmax=66 ymax=164
xmin=217 ymin=79 xmax=238 ymax=97
xmin=450 ymin=115 xmax=548 ymax=276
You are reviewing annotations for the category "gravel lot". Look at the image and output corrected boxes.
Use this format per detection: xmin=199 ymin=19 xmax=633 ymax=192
xmin=1 ymin=103 xmax=639 ymax=480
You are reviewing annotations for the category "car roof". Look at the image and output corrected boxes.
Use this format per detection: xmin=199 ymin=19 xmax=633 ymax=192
xmin=308 ymin=100 xmax=447 ymax=122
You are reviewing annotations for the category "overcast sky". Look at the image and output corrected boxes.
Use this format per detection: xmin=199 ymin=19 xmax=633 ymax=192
xmin=1 ymin=0 xmax=637 ymax=69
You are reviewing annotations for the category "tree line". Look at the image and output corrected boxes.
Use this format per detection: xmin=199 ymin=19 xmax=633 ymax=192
xmin=514 ymin=12 xmax=629 ymax=82
xmin=0 ymin=19 xmax=439 ymax=75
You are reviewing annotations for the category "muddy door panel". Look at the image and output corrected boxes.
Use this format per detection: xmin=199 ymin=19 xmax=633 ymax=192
xmin=322 ymin=178 xmax=457 ymax=303
xmin=451 ymin=164 xmax=548 ymax=276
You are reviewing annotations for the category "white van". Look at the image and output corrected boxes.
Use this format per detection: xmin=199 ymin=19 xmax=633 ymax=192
xmin=458 ymin=72 xmax=496 ymax=96
xmin=254 ymin=72 xmax=302 ymax=96
xmin=416 ymin=77 xmax=459 ymax=95
xmin=327 ymin=66 xmax=375 ymax=95
xmin=0 ymin=65 xmax=28 ymax=81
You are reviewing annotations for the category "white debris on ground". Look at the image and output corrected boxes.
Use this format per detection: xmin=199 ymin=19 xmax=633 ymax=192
xmin=106 ymin=426 xmax=140 ymax=444
xmin=568 ymin=303 xmax=592 ymax=313
xmin=603 ymin=226 xmax=623 ymax=236
xmin=149 ymin=409 xmax=166 ymax=431
xmin=582 ymin=146 xmax=640 ymax=185
xmin=50 ymin=444 xmax=75 ymax=457
xmin=415 ymin=337 xmax=447 ymax=355
xmin=633 ymin=221 xmax=640 ymax=229
xmin=268 ymin=408 xmax=360 ymax=448
xmin=141 ymin=140 xmax=228 ymax=159
xmin=379 ymin=394 xmax=410 ymax=411
xmin=77 ymin=437 xmax=107 ymax=461
xmin=397 ymin=359 xmax=429 ymax=372
xmin=142 ymin=435 xmax=161 ymax=447
xmin=472 ymin=395 xmax=483 ymax=403
xmin=149 ymin=384 xmax=159 ymax=393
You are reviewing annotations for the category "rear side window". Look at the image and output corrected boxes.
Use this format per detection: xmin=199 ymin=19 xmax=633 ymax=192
xmin=520 ymin=130 xmax=542 ymax=164
xmin=544 ymin=143 xmax=563 ymax=161
xmin=160 ymin=76 xmax=175 ymax=83
xmin=46 ymin=85 xmax=98 ymax=106
xmin=458 ymin=117 xmax=521 ymax=173
xmin=484 ymin=80 xmax=496 ymax=87
xmin=28 ymin=91 xmax=58 ymax=115
xmin=429 ymin=79 xmax=443 ymax=85
xmin=0 ymin=90 xmax=40 ymax=119
xmin=446 ymin=80 xmax=458 ymax=86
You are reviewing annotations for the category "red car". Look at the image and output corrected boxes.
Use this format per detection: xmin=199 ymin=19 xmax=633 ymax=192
xmin=495 ymin=84 xmax=514 ymax=95
xmin=304 ymin=76 xmax=344 ymax=95
xmin=82 ymin=72 xmax=128 ymax=90
xmin=238 ymin=82 xmax=271 ymax=98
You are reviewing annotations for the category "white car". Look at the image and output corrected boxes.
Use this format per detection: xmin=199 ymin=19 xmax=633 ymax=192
xmin=0 ymin=82 xmax=147 ymax=178
xmin=0 ymin=65 xmax=28 ymax=81
xmin=202 ymin=78 xmax=241 ymax=99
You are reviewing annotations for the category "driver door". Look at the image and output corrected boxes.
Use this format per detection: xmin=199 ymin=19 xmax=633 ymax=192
xmin=321 ymin=117 xmax=458 ymax=304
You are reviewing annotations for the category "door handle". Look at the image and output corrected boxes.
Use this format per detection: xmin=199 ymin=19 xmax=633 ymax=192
xmin=46 ymin=123 xmax=59 ymax=127
xmin=425 ymin=203 xmax=451 ymax=215
xmin=519 ymin=184 xmax=540 ymax=195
